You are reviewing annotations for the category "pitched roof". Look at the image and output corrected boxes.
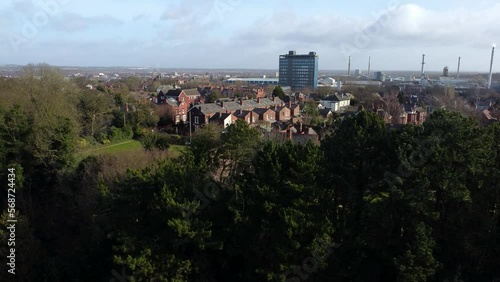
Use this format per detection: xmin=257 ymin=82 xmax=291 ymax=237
xmin=253 ymin=108 xmax=272 ymax=115
xmin=307 ymin=127 xmax=318 ymax=135
xmin=276 ymin=106 xmax=290 ymax=112
xmin=184 ymin=88 xmax=201 ymax=97
xmin=256 ymin=98 xmax=282 ymax=107
xmin=191 ymin=103 xmax=223 ymax=114
xmin=482 ymin=109 xmax=499 ymax=121
xmin=209 ymin=112 xmax=233 ymax=123
xmin=319 ymin=108 xmax=332 ymax=117
xmin=222 ymin=101 xmax=242 ymax=111
xmin=243 ymin=100 xmax=259 ymax=109
xmin=234 ymin=110 xmax=252 ymax=118
xmin=165 ymin=89 xmax=183 ymax=97
xmin=321 ymin=93 xmax=350 ymax=102
xmin=166 ymin=98 xmax=179 ymax=107
xmin=157 ymin=85 xmax=176 ymax=93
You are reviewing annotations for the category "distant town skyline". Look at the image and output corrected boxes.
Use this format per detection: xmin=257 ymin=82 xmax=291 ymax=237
xmin=0 ymin=0 xmax=499 ymax=72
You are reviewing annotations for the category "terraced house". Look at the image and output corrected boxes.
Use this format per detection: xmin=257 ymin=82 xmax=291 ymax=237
xmin=189 ymin=97 xmax=300 ymax=128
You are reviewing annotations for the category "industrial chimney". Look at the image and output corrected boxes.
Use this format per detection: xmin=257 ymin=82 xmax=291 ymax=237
xmin=421 ymin=54 xmax=426 ymax=77
xmin=488 ymin=44 xmax=496 ymax=89
xmin=457 ymin=57 xmax=461 ymax=79
xmin=368 ymin=56 xmax=371 ymax=79
xmin=348 ymin=56 xmax=351 ymax=77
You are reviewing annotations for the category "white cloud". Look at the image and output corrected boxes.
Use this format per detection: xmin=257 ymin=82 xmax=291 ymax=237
xmin=51 ymin=12 xmax=123 ymax=32
xmin=1 ymin=0 xmax=500 ymax=71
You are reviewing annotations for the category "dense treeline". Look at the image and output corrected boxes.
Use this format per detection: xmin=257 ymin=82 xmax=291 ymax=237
xmin=0 ymin=66 xmax=499 ymax=281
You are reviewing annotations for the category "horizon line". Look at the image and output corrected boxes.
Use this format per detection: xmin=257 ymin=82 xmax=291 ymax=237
xmin=0 ymin=64 xmax=497 ymax=74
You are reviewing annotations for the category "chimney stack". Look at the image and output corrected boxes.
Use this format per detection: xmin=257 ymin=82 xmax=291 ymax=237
xmin=368 ymin=56 xmax=371 ymax=79
xmin=488 ymin=44 xmax=496 ymax=89
xmin=457 ymin=56 xmax=461 ymax=79
xmin=348 ymin=56 xmax=351 ymax=77
xmin=421 ymin=54 xmax=426 ymax=77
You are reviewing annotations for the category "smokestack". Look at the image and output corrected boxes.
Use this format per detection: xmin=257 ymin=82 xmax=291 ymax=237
xmin=421 ymin=54 xmax=426 ymax=77
xmin=348 ymin=56 xmax=351 ymax=77
xmin=457 ymin=57 xmax=461 ymax=79
xmin=488 ymin=44 xmax=496 ymax=89
xmin=368 ymin=56 xmax=371 ymax=79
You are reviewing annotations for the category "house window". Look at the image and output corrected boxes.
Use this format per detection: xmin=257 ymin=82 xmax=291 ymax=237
xmin=182 ymin=115 xmax=187 ymax=121
xmin=194 ymin=116 xmax=200 ymax=124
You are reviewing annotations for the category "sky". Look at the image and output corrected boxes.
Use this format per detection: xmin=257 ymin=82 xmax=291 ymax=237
xmin=0 ymin=0 xmax=499 ymax=72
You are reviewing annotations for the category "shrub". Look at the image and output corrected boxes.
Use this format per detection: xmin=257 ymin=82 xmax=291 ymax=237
xmin=108 ymin=126 xmax=133 ymax=142
xmin=140 ymin=132 xmax=170 ymax=151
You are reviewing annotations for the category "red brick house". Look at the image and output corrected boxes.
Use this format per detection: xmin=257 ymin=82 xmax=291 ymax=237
xmin=253 ymin=108 xmax=276 ymax=123
xmin=165 ymin=89 xmax=201 ymax=104
xmin=234 ymin=110 xmax=256 ymax=124
xmin=275 ymin=106 xmax=291 ymax=121
xmin=397 ymin=105 xmax=427 ymax=125
xmin=189 ymin=103 xmax=224 ymax=127
xmin=287 ymin=101 xmax=300 ymax=117
xmin=242 ymin=88 xmax=265 ymax=98
xmin=165 ymin=98 xmax=189 ymax=124
xmin=255 ymin=88 xmax=266 ymax=98
xmin=209 ymin=113 xmax=237 ymax=128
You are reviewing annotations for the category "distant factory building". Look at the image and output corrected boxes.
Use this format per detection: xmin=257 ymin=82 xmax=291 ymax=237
xmin=343 ymin=81 xmax=382 ymax=88
xmin=318 ymin=77 xmax=336 ymax=86
xmin=226 ymin=78 xmax=279 ymax=85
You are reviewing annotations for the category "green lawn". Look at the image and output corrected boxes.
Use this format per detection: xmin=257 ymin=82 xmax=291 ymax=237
xmin=77 ymin=140 xmax=186 ymax=160
xmin=79 ymin=140 xmax=142 ymax=157
xmin=169 ymin=144 xmax=187 ymax=156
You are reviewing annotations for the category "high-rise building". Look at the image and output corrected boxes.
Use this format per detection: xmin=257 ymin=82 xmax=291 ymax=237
xmin=279 ymin=51 xmax=319 ymax=90
xmin=375 ymin=71 xmax=386 ymax=82
xmin=443 ymin=66 xmax=449 ymax=77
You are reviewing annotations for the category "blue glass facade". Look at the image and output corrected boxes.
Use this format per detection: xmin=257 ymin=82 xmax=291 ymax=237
xmin=279 ymin=51 xmax=319 ymax=90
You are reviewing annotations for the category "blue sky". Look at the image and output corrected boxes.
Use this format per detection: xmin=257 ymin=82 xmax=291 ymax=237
xmin=0 ymin=0 xmax=499 ymax=72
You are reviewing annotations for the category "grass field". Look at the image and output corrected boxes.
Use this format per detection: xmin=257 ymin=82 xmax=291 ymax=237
xmin=73 ymin=140 xmax=187 ymax=181
xmin=77 ymin=140 xmax=186 ymax=159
